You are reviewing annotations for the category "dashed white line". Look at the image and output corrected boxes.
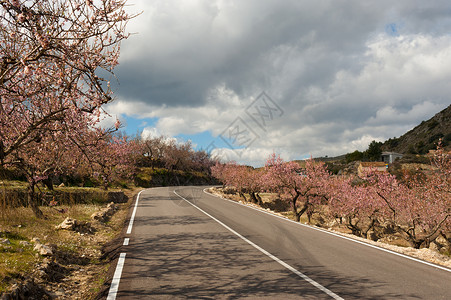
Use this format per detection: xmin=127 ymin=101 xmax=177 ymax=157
xmin=108 ymin=189 xmax=145 ymax=299
xmin=174 ymin=190 xmax=344 ymax=300
xmin=107 ymin=253 xmax=126 ymax=300
xmin=127 ymin=189 xmax=145 ymax=234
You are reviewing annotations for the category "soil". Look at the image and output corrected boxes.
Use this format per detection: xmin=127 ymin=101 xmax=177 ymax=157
xmin=0 ymin=188 xmax=140 ymax=300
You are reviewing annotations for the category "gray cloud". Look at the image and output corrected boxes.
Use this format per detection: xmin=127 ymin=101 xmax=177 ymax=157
xmin=110 ymin=0 xmax=451 ymax=164
xmin=114 ymin=0 xmax=387 ymax=105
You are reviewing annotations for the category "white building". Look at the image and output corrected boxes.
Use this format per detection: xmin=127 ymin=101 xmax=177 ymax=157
xmin=381 ymin=152 xmax=403 ymax=164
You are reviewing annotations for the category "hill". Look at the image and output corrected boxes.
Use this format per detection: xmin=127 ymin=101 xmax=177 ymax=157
xmin=382 ymin=104 xmax=451 ymax=154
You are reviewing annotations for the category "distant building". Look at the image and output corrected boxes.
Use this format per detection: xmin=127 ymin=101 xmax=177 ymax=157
xmin=381 ymin=152 xmax=403 ymax=164
xmin=358 ymin=162 xmax=387 ymax=177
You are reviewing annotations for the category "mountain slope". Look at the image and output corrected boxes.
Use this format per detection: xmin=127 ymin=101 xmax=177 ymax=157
xmin=382 ymin=104 xmax=451 ymax=154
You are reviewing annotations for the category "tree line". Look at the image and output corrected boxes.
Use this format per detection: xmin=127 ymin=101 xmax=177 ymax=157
xmin=211 ymin=145 xmax=450 ymax=249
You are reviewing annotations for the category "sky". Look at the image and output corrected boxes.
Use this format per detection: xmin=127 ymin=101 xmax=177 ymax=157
xmin=103 ymin=0 xmax=451 ymax=166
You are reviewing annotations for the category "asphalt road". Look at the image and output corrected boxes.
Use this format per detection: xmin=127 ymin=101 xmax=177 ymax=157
xmin=109 ymin=186 xmax=451 ymax=299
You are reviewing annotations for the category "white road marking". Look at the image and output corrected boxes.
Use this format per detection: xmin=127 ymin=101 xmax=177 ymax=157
xmin=204 ymin=188 xmax=451 ymax=274
xmin=107 ymin=253 xmax=126 ymax=300
xmin=107 ymin=190 xmax=144 ymax=299
xmin=127 ymin=189 xmax=145 ymax=234
xmin=174 ymin=190 xmax=344 ymax=300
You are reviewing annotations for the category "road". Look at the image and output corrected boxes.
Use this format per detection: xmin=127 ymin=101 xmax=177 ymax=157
xmin=108 ymin=186 xmax=451 ymax=299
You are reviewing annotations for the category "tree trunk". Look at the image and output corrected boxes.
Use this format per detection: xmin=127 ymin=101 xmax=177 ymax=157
xmin=346 ymin=216 xmax=363 ymax=237
xmin=239 ymin=191 xmax=247 ymax=202
xmin=307 ymin=210 xmax=313 ymax=223
xmin=42 ymin=177 xmax=53 ymax=190
xmin=255 ymin=193 xmax=263 ymax=206
xmin=28 ymin=182 xmax=44 ymax=218
xmin=292 ymin=194 xmax=307 ymax=222
xmin=292 ymin=198 xmax=299 ymax=221
xmin=250 ymin=192 xmax=258 ymax=204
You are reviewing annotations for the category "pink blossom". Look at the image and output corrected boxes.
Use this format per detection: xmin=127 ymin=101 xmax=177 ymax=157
xmin=17 ymin=13 xmax=26 ymax=23
xmin=114 ymin=119 xmax=121 ymax=129
xmin=10 ymin=0 xmax=20 ymax=8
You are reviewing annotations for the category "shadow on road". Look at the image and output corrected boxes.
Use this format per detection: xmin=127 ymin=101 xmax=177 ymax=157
xmin=118 ymin=210 xmax=416 ymax=299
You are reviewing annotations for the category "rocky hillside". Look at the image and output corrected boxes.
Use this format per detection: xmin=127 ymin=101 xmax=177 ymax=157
xmin=382 ymin=104 xmax=451 ymax=154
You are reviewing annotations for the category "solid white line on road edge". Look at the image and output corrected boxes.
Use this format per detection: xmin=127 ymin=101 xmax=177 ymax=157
xmin=107 ymin=253 xmax=126 ymax=300
xmin=203 ymin=189 xmax=451 ymax=274
xmin=123 ymin=238 xmax=129 ymax=246
xmin=127 ymin=189 xmax=145 ymax=234
xmin=174 ymin=190 xmax=344 ymax=300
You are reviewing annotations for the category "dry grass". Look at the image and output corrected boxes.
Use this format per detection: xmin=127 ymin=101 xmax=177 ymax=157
xmin=0 ymin=185 xmax=140 ymax=298
xmin=0 ymin=205 xmax=97 ymax=293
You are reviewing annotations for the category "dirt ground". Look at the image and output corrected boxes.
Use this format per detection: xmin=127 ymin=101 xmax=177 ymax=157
xmin=0 ymin=187 xmax=140 ymax=299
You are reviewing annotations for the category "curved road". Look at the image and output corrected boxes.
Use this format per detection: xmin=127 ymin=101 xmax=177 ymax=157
xmin=108 ymin=186 xmax=451 ymax=299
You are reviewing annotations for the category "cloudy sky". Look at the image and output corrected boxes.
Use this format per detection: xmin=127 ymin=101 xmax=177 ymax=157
xmin=105 ymin=0 xmax=451 ymax=166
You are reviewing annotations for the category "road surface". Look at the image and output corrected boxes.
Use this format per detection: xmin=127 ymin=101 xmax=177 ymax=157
xmin=108 ymin=186 xmax=451 ymax=299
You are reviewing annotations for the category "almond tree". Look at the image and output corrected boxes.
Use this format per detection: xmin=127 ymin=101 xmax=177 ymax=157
xmin=327 ymin=175 xmax=385 ymax=238
xmin=211 ymin=161 xmax=249 ymax=201
xmin=89 ymin=133 xmax=140 ymax=190
xmin=0 ymin=0 xmax=131 ymax=216
xmin=264 ymin=154 xmax=330 ymax=222
xmin=139 ymin=136 xmax=166 ymax=169
xmin=224 ymin=162 xmax=249 ymax=201
xmin=210 ymin=161 xmax=226 ymax=187
xmin=1 ymin=0 xmax=130 ymax=162
xmin=368 ymin=164 xmax=450 ymax=248
xmin=11 ymin=110 xmax=121 ymax=216
xmin=243 ymin=167 xmax=265 ymax=205
xmin=330 ymin=142 xmax=450 ymax=248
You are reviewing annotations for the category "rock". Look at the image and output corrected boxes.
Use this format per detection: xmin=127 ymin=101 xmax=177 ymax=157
xmin=38 ymin=258 xmax=68 ymax=282
xmin=1 ymin=245 xmax=13 ymax=251
xmin=435 ymin=235 xmax=449 ymax=247
xmin=366 ymin=230 xmax=379 ymax=241
xmin=33 ymin=243 xmax=53 ymax=256
xmin=55 ymin=217 xmax=95 ymax=234
xmin=32 ymin=237 xmax=41 ymax=244
xmin=0 ymin=279 xmax=52 ymax=300
xmin=55 ymin=217 xmax=76 ymax=230
xmin=19 ymin=241 xmax=31 ymax=247
xmin=377 ymin=236 xmax=394 ymax=244
xmin=0 ymin=238 xmax=11 ymax=245
xmin=107 ymin=202 xmax=118 ymax=210
xmin=429 ymin=242 xmax=440 ymax=252
xmin=91 ymin=202 xmax=118 ymax=223
xmin=435 ymin=235 xmax=451 ymax=254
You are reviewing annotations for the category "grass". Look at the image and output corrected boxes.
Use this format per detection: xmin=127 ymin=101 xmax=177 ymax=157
xmin=0 ymin=230 xmax=36 ymax=293
xmin=0 ymin=182 xmax=136 ymax=297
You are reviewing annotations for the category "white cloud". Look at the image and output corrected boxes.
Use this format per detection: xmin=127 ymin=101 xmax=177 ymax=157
xmin=211 ymin=147 xmax=291 ymax=167
xmin=141 ymin=127 xmax=161 ymax=140
xmin=109 ymin=1 xmax=451 ymax=165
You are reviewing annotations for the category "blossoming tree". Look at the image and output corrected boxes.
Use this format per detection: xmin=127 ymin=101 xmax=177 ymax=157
xmin=264 ymin=154 xmax=330 ymax=222
xmin=0 ymin=0 xmax=131 ymax=216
